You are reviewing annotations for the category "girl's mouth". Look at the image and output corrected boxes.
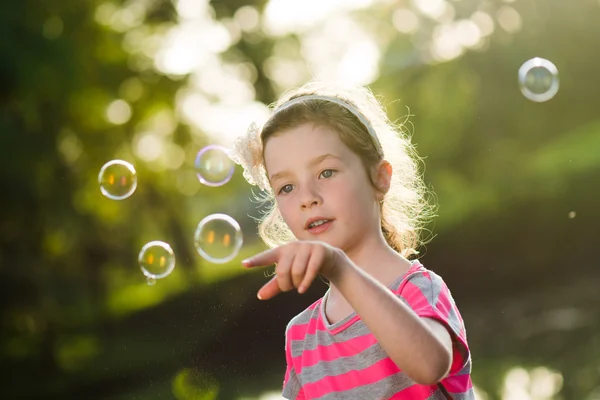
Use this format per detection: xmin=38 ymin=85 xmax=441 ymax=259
xmin=306 ymin=219 xmax=333 ymax=234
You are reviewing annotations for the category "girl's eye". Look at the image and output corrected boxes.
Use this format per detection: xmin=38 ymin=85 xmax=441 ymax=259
xmin=279 ymin=184 xmax=293 ymax=194
xmin=320 ymin=169 xmax=336 ymax=179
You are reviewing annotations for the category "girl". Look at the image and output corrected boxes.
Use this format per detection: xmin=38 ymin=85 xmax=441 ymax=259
xmin=229 ymin=82 xmax=474 ymax=399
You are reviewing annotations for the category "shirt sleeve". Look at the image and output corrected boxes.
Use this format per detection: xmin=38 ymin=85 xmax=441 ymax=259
xmin=282 ymin=328 xmax=306 ymax=399
xmin=397 ymin=269 xmax=470 ymax=375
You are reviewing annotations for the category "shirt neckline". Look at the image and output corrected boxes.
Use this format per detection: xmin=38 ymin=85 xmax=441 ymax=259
xmin=319 ymin=260 xmax=423 ymax=333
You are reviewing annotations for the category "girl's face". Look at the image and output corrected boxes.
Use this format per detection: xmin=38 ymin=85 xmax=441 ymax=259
xmin=263 ymin=123 xmax=386 ymax=254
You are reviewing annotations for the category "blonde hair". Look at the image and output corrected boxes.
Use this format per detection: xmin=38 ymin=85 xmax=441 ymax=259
xmin=229 ymin=81 xmax=436 ymax=258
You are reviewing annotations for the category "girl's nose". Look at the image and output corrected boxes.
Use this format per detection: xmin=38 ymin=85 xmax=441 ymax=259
xmin=299 ymin=185 xmax=322 ymax=210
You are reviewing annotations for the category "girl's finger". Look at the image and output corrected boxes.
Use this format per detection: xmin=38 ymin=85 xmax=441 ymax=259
xmin=242 ymin=247 xmax=280 ymax=268
xmin=275 ymin=252 xmax=295 ymax=293
xmin=256 ymin=276 xmax=281 ymax=300
xmin=297 ymin=250 xmax=322 ymax=294
xmin=290 ymin=248 xmax=310 ymax=289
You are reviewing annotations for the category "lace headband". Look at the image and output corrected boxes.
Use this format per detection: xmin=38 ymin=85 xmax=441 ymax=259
xmin=229 ymin=94 xmax=384 ymax=192
xmin=275 ymin=95 xmax=384 ymax=158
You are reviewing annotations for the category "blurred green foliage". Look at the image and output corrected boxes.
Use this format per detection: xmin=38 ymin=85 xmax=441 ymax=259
xmin=1 ymin=0 xmax=599 ymax=399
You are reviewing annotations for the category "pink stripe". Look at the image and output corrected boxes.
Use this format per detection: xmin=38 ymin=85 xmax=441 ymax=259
xmin=287 ymin=316 xmax=325 ymax=341
xmin=433 ymin=287 xmax=454 ymax=320
xmin=450 ymin=346 xmax=466 ymax=374
xmin=402 ymin=281 xmax=432 ymax=312
xmin=442 ymin=373 xmax=473 ymax=392
xmin=393 ymin=265 xmax=424 ymax=294
xmin=302 ymin=357 xmax=401 ymax=398
xmin=415 ymin=311 xmax=469 ymax=375
xmin=307 ymin=300 xmax=321 ymax=311
xmin=294 ymin=333 xmax=378 ymax=372
xmin=329 ymin=315 xmax=361 ymax=335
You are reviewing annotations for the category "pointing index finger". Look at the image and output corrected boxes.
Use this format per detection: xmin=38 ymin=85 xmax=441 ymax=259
xmin=242 ymin=247 xmax=280 ymax=268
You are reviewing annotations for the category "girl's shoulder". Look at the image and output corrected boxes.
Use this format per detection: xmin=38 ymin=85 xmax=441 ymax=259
xmin=391 ymin=259 xmax=450 ymax=295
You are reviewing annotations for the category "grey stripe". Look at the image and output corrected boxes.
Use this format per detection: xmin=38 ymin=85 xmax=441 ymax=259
xmin=456 ymin=357 xmax=472 ymax=375
xmin=291 ymin=317 xmax=374 ymax=358
xmin=282 ymin=368 xmax=302 ymax=398
xmin=430 ymin=273 xmax=445 ymax=307
xmin=446 ymin=387 xmax=476 ymax=399
xmin=446 ymin=303 xmax=464 ymax=338
xmin=287 ymin=305 xmax=317 ymax=329
xmin=312 ymin=371 xmax=416 ymax=400
xmin=299 ymin=341 xmax=391 ymax=384
xmin=406 ymin=272 xmax=441 ymax=309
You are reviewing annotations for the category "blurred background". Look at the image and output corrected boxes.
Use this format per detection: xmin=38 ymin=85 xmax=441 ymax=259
xmin=1 ymin=0 xmax=599 ymax=398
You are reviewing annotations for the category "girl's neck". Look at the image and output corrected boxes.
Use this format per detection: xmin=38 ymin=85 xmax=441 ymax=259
xmin=328 ymin=239 xmax=412 ymax=300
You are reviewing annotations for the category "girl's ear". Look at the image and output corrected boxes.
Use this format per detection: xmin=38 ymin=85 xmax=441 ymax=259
xmin=374 ymin=160 xmax=392 ymax=198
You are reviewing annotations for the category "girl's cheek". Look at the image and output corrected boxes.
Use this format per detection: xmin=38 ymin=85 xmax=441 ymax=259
xmin=324 ymin=178 xmax=344 ymax=192
xmin=277 ymin=199 xmax=292 ymax=218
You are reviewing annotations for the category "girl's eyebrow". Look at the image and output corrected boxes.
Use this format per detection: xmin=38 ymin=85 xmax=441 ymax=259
xmin=269 ymin=153 xmax=342 ymax=183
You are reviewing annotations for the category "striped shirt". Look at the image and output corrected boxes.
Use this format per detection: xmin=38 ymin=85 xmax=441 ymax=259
xmin=282 ymin=261 xmax=474 ymax=399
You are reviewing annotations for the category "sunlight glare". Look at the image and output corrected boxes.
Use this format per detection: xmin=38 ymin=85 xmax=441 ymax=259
xmin=502 ymin=366 xmax=563 ymax=400
xmin=473 ymin=385 xmax=490 ymax=400
xmin=106 ymin=99 xmax=132 ymax=125
xmin=430 ymin=23 xmax=464 ymax=62
xmin=263 ymin=0 xmax=375 ymax=36
xmin=234 ymin=6 xmax=261 ymax=32
xmin=178 ymin=91 xmax=270 ymax=146
xmin=301 ymin=16 xmax=381 ymax=86
xmin=154 ymin=17 xmax=230 ymax=76
xmin=393 ymin=9 xmax=420 ymax=34
xmin=134 ymin=132 xmax=163 ymax=162
xmin=471 ymin=11 xmax=495 ymax=37
xmin=339 ymin=39 xmax=380 ymax=85
xmin=497 ymin=6 xmax=522 ymax=33
xmin=189 ymin=60 xmax=255 ymax=106
xmin=175 ymin=0 xmax=209 ymax=20
xmin=258 ymin=391 xmax=285 ymax=400
xmin=263 ymin=57 xmax=307 ymax=89
xmin=412 ymin=0 xmax=449 ymax=20
xmin=454 ymin=19 xmax=482 ymax=48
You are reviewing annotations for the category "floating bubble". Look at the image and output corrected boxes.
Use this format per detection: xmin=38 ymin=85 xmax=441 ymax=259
xmin=194 ymin=145 xmax=235 ymax=187
xmin=518 ymin=57 xmax=559 ymax=102
xmin=138 ymin=241 xmax=176 ymax=280
xmin=146 ymin=276 xmax=156 ymax=286
xmin=98 ymin=159 xmax=138 ymax=200
xmin=194 ymin=213 xmax=243 ymax=264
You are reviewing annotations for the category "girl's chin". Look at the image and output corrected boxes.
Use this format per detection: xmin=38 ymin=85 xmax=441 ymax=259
xmin=306 ymin=235 xmax=344 ymax=250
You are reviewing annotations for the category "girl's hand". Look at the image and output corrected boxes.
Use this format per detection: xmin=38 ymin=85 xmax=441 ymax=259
xmin=242 ymin=241 xmax=348 ymax=300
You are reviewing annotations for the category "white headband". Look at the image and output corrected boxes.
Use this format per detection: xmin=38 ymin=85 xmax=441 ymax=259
xmin=273 ymin=94 xmax=384 ymax=158
xmin=228 ymin=94 xmax=385 ymax=193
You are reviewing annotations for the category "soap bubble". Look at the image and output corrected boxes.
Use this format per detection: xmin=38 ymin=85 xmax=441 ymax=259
xmin=194 ymin=214 xmax=243 ymax=264
xmin=518 ymin=57 xmax=559 ymax=102
xmin=146 ymin=276 xmax=156 ymax=286
xmin=98 ymin=159 xmax=138 ymax=200
xmin=194 ymin=145 xmax=235 ymax=187
xmin=138 ymin=241 xmax=176 ymax=280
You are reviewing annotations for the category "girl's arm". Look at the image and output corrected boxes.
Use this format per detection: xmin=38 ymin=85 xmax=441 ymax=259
xmin=329 ymin=260 xmax=453 ymax=385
